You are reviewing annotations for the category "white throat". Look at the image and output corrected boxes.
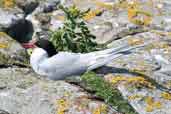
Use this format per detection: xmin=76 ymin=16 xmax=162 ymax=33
xmin=30 ymin=48 xmax=48 ymax=75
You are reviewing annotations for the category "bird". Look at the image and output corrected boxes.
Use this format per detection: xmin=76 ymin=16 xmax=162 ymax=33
xmin=21 ymin=38 xmax=148 ymax=80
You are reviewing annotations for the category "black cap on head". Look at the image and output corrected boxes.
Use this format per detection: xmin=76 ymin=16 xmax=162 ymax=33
xmin=35 ymin=39 xmax=57 ymax=57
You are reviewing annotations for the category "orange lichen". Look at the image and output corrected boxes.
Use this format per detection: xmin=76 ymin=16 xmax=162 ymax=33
xmin=145 ymin=96 xmax=162 ymax=112
xmin=161 ymin=92 xmax=171 ymax=100
xmin=3 ymin=0 xmax=15 ymax=8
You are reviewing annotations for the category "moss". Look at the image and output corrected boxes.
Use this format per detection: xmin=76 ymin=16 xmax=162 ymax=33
xmin=0 ymin=52 xmax=10 ymax=65
xmin=81 ymin=72 xmax=138 ymax=114
xmin=0 ymin=51 xmax=30 ymax=67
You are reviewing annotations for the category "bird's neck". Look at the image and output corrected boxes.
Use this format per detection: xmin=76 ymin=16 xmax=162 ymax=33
xmin=30 ymin=48 xmax=48 ymax=75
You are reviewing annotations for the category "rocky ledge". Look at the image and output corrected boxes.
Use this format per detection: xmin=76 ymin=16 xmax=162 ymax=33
xmin=1 ymin=0 xmax=171 ymax=114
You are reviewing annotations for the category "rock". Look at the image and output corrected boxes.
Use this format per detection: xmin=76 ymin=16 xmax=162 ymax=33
xmin=0 ymin=32 xmax=29 ymax=66
xmin=0 ymin=68 xmax=120 ymax=114
xmin=106 ymin=31 xmax=171 ymax=89
xmin=0 ymin=110 xmax=10 ymax=114
xmin=0 ymin=8 xmax=24 ymax=31
xmin=40 ymin=0 xmax=60 ymax=13
xmin=24 ymin=0 xmax=61 ymax=40
xmin=15 ymin=0 xmax=39 ymax=15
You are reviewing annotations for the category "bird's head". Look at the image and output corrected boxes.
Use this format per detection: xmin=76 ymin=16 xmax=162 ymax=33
xmin=22 ymin=39 xmax=57 ymax=57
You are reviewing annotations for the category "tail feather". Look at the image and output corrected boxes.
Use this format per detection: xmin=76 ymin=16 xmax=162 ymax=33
xmin=87 ymin=53 xmax=123 ymax=71
xmin=90 ymin=43 xmax=130 ymax=55
xmin=87 ymin=43 xmax=149 ymax=71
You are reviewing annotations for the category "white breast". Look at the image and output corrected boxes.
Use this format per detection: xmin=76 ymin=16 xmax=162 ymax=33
xmin=30 ymin=48 xmax=49 ymax=76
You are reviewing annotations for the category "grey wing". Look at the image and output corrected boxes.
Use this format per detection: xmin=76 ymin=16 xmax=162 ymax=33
xmin=39 ymin=52 xmax=87 ymax=79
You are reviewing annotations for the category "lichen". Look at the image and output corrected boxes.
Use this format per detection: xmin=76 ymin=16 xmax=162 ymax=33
xmin=56 ymin=99 xmax=69 ymax=114
xmin=0 ymin=52 xmax=10 ymax=65
xmin=3 ymin=0 xmax=15 ymax=8
xmin=83 ymin=9 xmax=102 ymax=21
xmin=145 ymin=96 xmax=162 ymax=112
xmin=105 ymin=74 xmax=154 ymax=89
xmin=161 ymin=92 xmax=171 ymax=100
xmin=127 ymin=0 xmax=153 ymax=26
xmin=128 ymin=94 xmax=144 ymax=100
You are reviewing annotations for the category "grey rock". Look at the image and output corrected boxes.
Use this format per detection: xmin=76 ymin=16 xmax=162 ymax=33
xmin=0 ymin=68 xmax=119 ymax=114
xmin=0 ymin=32 xmax=29 ymax=66
xmin=0 ymin=110 xmax=10 ymax=114
xmin=15 ymin=0 xmax=39 ymax=15
xmin=40 ymin=0 xmax=60 ymax=13
xmin=0 ymin=8 xmax=24 ymax=31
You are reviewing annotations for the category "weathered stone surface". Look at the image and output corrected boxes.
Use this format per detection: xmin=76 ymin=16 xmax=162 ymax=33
xmin=0 ymin=68 xmax=119 ymax=114
xmin=0 ymin=8 xmax=24 ymax=31
xmin=15 ymin=0 xmax=39 ymax=14
xmin=0 ymin=32 xmax=29 ymax=65
xmin=0 ymin=0 xmax=171 ymax=114
xmin=96 ymin=31 xmax=171 ymax=114
xmin=105 ymin=73 xmax=171 ymax=114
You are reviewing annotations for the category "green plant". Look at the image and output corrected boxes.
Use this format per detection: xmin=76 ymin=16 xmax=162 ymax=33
xmin=50 ymin=5 xmax=105 ymax=53
xmin=81 ymin=72 xmax=138 ymax=114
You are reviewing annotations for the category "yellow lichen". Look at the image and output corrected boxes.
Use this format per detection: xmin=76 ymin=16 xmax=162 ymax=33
xmin=117 ymin=0 xmax=128 ymax=9
xmin=92 ymin=104 xmax=107 ymax=114
xmin=0 ymin=43 xmax=8 ymax=48
xmin=146 ymin=105 xmax=154 ymax=112
xmin=0 ymin=32 xmax=7 ymax=37
xmin=83 ymin=9 xmax=102 ymax=21
xmin=154 ymin=101 xmax=162 ymax=109
xmin=93 ymin=107 xmax=101 ymax=114
xmin=127 ymin=0 xmax=152 ymax=26
xmin=161 ymin=92 xmax=171 ymax=100
xmin=105 ymin=74 xmax=154 ymax=89
xmin=145 ymin=96 xmax=154 ymax=105
xmin=128 ymin=94 xmax=143 ymax=100
xmin=3 ymin=0 xmax=15 ymax=8
xmin=56 ymin=99 xmax=69 ymax=114
xmin=145 ymin=96 xmax=162 ymax=112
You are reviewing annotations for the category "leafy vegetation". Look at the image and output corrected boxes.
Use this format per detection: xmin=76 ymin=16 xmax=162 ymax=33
xmin=81 ymin=72 xmax=138 ymax=114
xmin=50 ymin=5 xmax=105 ymax=53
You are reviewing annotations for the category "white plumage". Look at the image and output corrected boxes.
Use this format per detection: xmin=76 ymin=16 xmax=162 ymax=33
xmin=29 ymin=41 xmax=146 ymax=80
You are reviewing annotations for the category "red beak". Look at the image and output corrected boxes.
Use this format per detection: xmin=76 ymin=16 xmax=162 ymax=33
xmin=21 ymin=40 xmax=36 ymax=49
